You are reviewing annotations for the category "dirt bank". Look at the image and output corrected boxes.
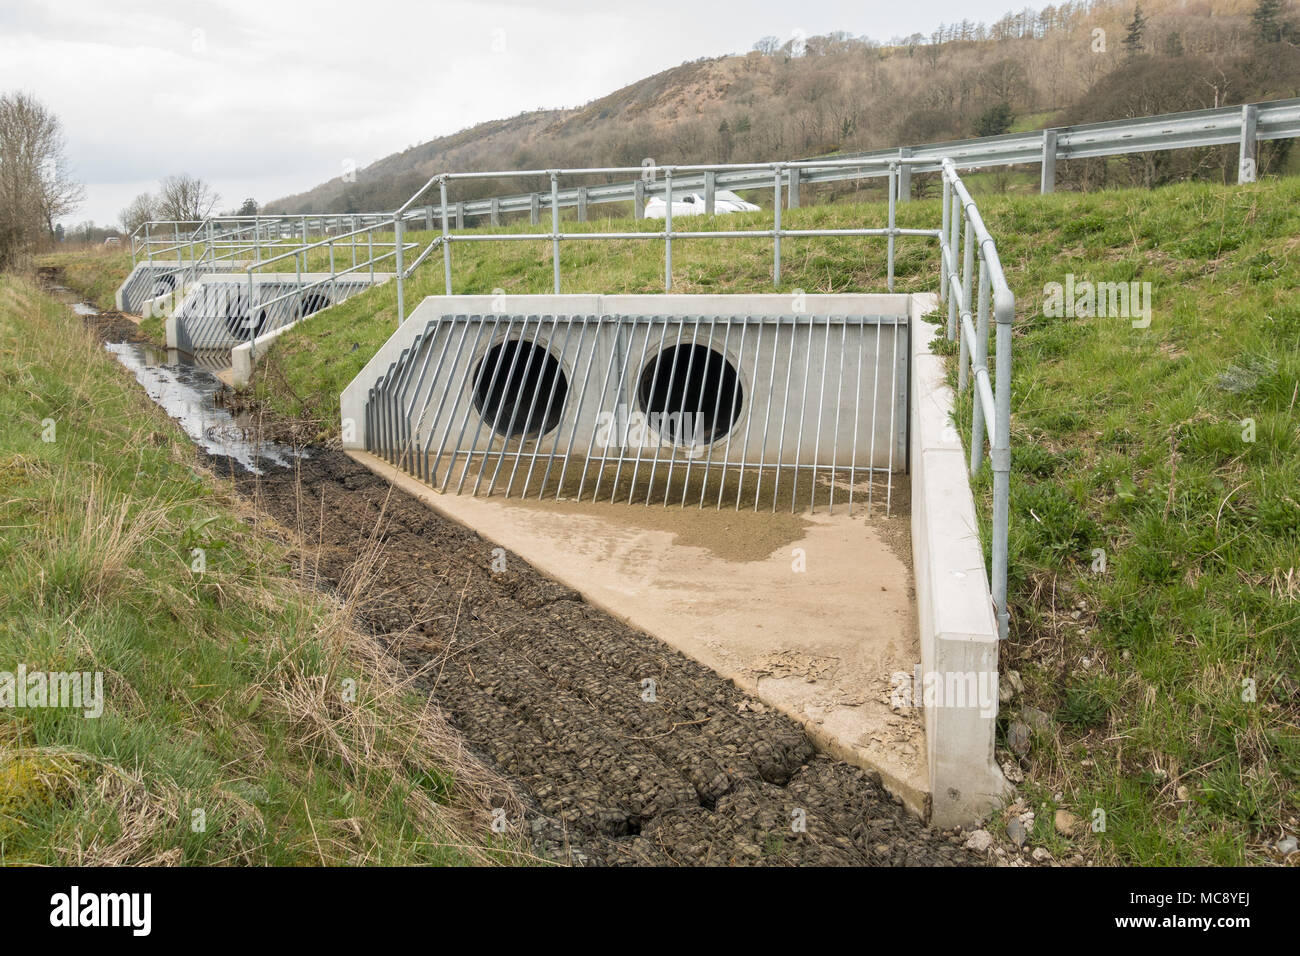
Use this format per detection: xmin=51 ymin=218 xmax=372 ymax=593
xmin=205 ymin=447 xmax=981 ymax=866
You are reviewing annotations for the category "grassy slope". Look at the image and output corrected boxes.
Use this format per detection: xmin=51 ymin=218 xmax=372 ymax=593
xmin=255 ymin=177 xmax=1299 ymax=864
xmin=36 ymin=248 xmax=133 ymax=312
xmin=0 ymin=275 xmax=524 ymax=865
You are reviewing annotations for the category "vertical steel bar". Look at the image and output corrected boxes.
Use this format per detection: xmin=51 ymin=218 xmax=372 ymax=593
xmin=645 ymin=318 xmax=686 ymax=505
xmin=789 ymin=314 xmax=815 ymax=513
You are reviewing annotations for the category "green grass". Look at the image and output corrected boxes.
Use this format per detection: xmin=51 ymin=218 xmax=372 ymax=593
xmin=36 ymin=248 xmax=133 ymax=312
xmin=0 ymin=275 xmax=527 ymax=865
xmin=254 ymin=175 xmax=1300 ymax=865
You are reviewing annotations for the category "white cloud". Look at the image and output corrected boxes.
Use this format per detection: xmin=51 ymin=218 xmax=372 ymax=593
xmin=1 ymin=0 xmax=1018 ymax=226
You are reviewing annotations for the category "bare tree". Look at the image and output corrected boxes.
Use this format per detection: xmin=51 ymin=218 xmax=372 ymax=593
xmin=0 ymin=91 xmax=83 ymax=267
xmin=155 ymin=174 xmax=220 ymax=222
xmin=119 ymin=192 xmax=156 ymax=234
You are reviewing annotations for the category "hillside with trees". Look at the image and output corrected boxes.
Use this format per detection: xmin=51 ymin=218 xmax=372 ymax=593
xmin=265 ymin=0 xmax=1300 ymax=214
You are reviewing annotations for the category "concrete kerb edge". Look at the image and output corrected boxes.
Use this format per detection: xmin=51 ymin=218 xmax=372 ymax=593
xmin=908 ymin=292 xmax=1010 ymax=828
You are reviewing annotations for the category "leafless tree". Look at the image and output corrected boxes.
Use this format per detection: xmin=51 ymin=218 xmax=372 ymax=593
xmin=0 ymin=91 xmax=83 ymax=267
xmin=156 ymin=173 xmax=220 ymax=222
xmin=119 ymin=192 xmax=156 ymax=234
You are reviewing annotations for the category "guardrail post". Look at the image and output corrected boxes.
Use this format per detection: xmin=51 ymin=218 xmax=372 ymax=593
xmin=1239 ymin=104 xmax=1259 ymax=184
xmin=1040 ymin=130 xmax=1058 ymax=194
xmin=787 ymin=167 xmax=800 ymax=208
xmin=634 ymin=180 xmax=646 ymax=220
xmin=703 ymin=171 xmax=716 ymax=215
xmin=455 ymin=203 xmax=465 ymax=230
xmin=577 ymin=187 xmax=589 ymax=222
xmin=490 ymin=197 xmax=501 ymax=227
xmin=530 ymin=193 xmax=540 ymax=226
xmin=425 ymin=206 xmax=434 ymax=230
xmin=897 ymin=148 xmax=912 ymax=202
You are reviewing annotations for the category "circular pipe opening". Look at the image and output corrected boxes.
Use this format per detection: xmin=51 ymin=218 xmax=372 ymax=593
xmin=223 ymin=292 xmax=269 ymax=341
xmin=151 ymin=273 xmax=177 ymax=299
xmin=472 ymin=340 xmax=568 ymax=439
xmin=636 ymin=343 xmax=743 ymax=445
xmin=300 ymin=292 xmax=331 ymax=317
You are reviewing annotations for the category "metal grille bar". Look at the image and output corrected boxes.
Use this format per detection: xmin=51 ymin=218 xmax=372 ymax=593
xmin=366 ymin=312 xmax=908 ymax=516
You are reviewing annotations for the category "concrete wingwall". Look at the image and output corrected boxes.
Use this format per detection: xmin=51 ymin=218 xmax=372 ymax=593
xmin=908 ymin=293 xmax=1009 ymax=826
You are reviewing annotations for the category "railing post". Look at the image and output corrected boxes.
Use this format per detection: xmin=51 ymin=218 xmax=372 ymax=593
xmin=948 ymin=192 xmax=961 ymax=340
xmin=897 ymin=148 xmax=912 ymax=202
xmin=1239 ymin=104 xmax=1259 ymax=184
xmin=530 ymin=193 xmax=540 ymax=226
xmin=395 ymin=216 xmax=405 ymax=325
xmin=772 ymin=165 xmax=782 ymax=286
xmin=550 ymin=172 xmax=561 ymax=294
xmin=577 ymin=187 xmax=589 ymax=222
xmin=992 ymin=288 xmax=1014 ymax=640
xmin=970 ymin=259 xmax=991 ymax=476
xmin=634 ymin=180 xmax=646 ymax=221
xmin=887 ymin=164 xmax=896 ymax=292
xmin=703 ymin=171 xmax=716 ymax=215
xmin=940 ymin=173 xmax=951 ymax=306
xmin=664 ymin=169 xmax=674 ymax=292
xmin=787 ymin=167 xmax=800 ymax=209
xmin=1040 ymin=130 xmax=1059 ymax=194
xmin=957 ymin=216 xmax=974 ymax=389
xmin=440 ymin=177 xmax=452 ymax=295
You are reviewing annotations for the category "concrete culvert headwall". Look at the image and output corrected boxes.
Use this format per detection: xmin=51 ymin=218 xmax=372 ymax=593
xmin=166 ymin=273 xmax=392 ymax=352
xmin=345 ymin=294 xmax=910 ymax=513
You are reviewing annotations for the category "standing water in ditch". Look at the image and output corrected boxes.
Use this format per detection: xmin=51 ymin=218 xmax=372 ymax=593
xmin=104 ymin=342 xmax=303 ymax=474
xmin=52 ymin=286 xmax=302 ymax=474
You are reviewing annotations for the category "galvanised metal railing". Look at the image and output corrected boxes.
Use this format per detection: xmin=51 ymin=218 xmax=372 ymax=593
xmin=391 ymin=156 xmax=1014 ymax=637
xmin=240 ymin=217 xmax=415 ymax=358
xmin=128 ymin=212 xmax=402 ymax=269
xmin=939 ymin=159 xmax=1013 ymax=640
xmin=406 ymin=98 xmax=1300 ymax=226
xmin=394 ymin=157 xmax=942 ymax=321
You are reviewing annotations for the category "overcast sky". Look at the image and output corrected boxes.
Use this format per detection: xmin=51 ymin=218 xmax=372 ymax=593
xmin=3 ymin=0 xmax=1025 ymax=227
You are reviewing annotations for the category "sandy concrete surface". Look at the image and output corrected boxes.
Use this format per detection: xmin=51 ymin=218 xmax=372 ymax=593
xmin=349 ymin=449 xmax=929 ymax=814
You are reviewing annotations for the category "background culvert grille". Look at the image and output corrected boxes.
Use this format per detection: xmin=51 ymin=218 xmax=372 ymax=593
xmin=636 ymin=343 xmax=742 ymax=446
xmin=472 ymin=340 xmax=568 ymax=439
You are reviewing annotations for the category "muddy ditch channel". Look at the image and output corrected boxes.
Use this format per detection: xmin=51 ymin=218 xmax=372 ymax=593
xmin=69 ymin=289 xmax=984 ymax=867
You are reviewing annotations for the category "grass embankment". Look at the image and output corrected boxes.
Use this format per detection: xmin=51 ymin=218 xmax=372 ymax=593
xmin=255 ymin=178 xmax=1298 ymax=865
xmin=36 ymin=247 xmax=133 ymax=312
xmin=0 ymin=274 xmax=525 ymax=865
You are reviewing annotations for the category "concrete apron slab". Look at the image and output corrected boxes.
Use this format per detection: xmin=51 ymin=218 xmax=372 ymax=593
xmin=347 ymin=448 xmax=930 ymax=816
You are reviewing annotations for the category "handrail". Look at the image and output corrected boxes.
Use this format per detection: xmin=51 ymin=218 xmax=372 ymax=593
xmin=390 ymin=156 xmax=1015 ymax=636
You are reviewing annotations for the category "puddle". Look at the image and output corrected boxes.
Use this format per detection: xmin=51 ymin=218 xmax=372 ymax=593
xmin=47 ymin=280 xmax=301 ymax=473
xmin=104 ymin=343 xmax=303 ymax=474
